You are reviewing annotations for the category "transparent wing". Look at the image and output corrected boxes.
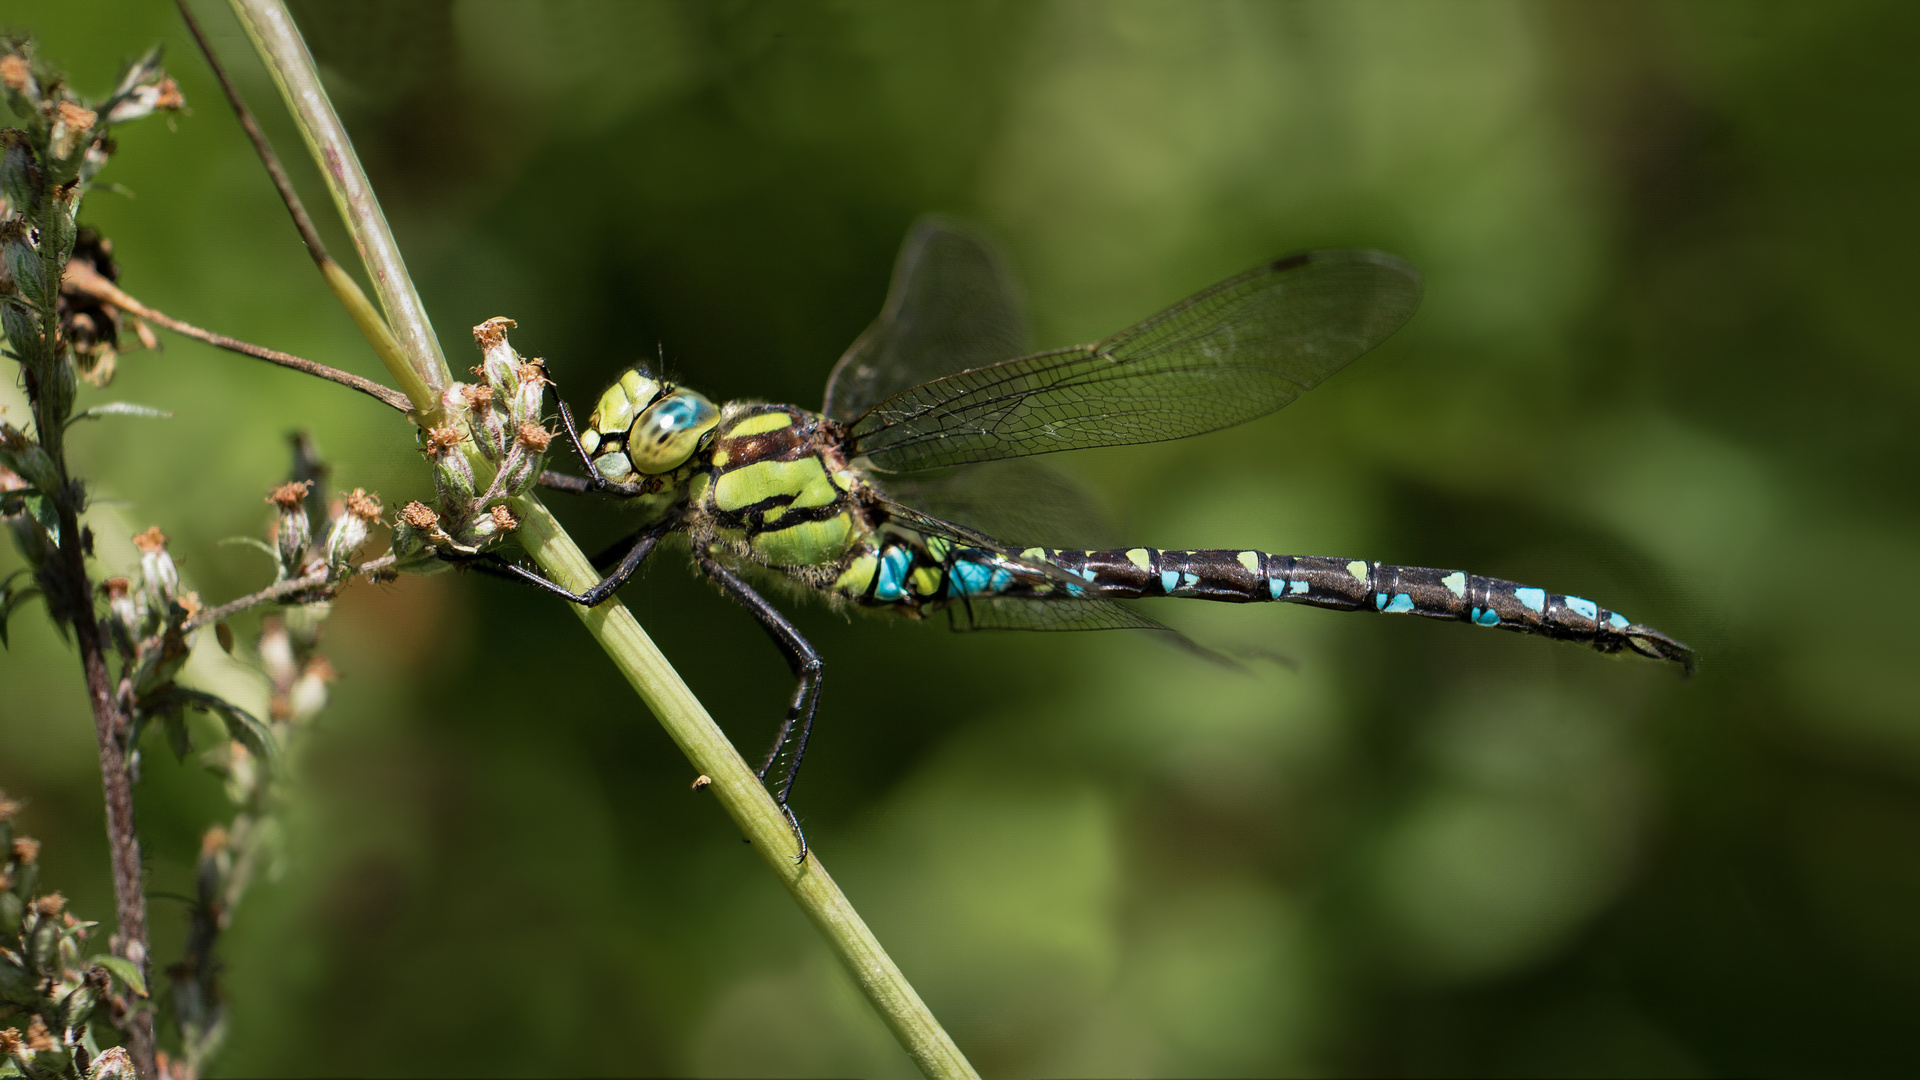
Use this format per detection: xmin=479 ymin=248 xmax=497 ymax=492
xmin=874 ymin=458 xmax=1119 ymax=550
xmin=824 ymin=217 xmax=1031 ymax=422
xmin=847 ymin=249 xmax=1422 ymax=473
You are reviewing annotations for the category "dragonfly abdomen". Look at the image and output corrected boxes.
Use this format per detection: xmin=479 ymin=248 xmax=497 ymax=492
xmin=1020 ymin=547 xmax=1695 ymax=672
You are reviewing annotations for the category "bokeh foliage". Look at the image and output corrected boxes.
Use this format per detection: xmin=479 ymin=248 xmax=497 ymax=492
xmin=3 ymin=1 xmax=1917 ymax=1075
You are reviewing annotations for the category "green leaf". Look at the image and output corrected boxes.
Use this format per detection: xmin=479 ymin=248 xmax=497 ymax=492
xmin=162 ymin=712 xmax=191 ymax=763
xmin=66 ymin=402 xmax=174 ymax=426
xmin=88 ymin=953 xmax=148 ymax=998
xmin=155 ymin=687 xmax=279 ymax=761
xmin=22 ymin=489 xmax=59 ymax=546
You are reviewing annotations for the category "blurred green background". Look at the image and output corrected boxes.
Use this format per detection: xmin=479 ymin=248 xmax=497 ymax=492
xmin=5 ymin=1 xmax=1918 ymax=1075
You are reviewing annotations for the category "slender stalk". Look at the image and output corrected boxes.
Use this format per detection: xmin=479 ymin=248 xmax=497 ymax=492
xmin=62 ymin=259 xmax=414 ymax=413
xmin=216 ymin=3 xmax=978 ymax=1076
xmin=31 ymin=170 xmax=159 ymax=1080
xmin=222 ymin=0 xmax=444 ymax=417
xmin=512 ymin=500 xmax=977 ymax=1079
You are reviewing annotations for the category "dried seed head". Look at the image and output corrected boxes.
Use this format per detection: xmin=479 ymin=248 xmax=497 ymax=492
xmin=516 ymin=423 xmax=554 ymax=452
xmin=460 ymin=383 xmax=494 ymax=411
xmin=31 ymin=891 xmax=64 ymax=916
xmin=0 ymin=1027 xmax=20 ymax=1056
xmin=344 ymin=488 xmax=383 ymax=523
xmin=200 ymin=825 xmax=229 ymax=859
xmin=102 ymin=576 xmax=129 ymax=598
xmin=420 ymin=426 xmax=464 ymax=457
xmin=472 ymin=316 xmax=516 ymax=351
xmin=11 ymin=835 xmax=39 ymax=862
xmin=49 ymin=100 xmax=97 ymax=161
xmin=473 ymin=317 xmax=520 ymax=391
xmin=0 ymin=792 xmax=17 ymax=822
xmin=399 ymin=501 xmax=440 ymax=532
xmin=267 ymin=480 xmax=312 ymax=511
xmin=488 ymin=504 xmax=518 ymax=533
xmin=131 ymin=526 xmax=167 ymax=553
xmin=0 ymin=55 xmax=29 ymax=93
xmin=24 ymin=1015 xmax=53 ymax=1052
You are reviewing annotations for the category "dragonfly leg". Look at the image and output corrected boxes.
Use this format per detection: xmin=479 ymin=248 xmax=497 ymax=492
xmin=444 ymin=519 xmax=670 ymax=607
xmin=697 ymin=554 xmax=822 ymax=862
xmin=536 ymin=400 xmax=652 ymax=498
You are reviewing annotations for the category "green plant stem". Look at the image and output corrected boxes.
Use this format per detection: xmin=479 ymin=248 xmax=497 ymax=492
xmin=512 ymin=499 xmax=977 ymax=1079
xmin=224 ymin=0 xmax=443 ymax=418
xmin=221 ymin=3 xmax=976 ymax=1075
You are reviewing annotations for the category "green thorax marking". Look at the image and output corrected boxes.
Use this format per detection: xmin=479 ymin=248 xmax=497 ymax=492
xmin=698 ymin=403 xmax=871 ymax=569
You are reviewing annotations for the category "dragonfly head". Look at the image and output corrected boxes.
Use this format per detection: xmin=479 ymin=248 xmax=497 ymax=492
xmin=579 ymin=370 xmax=720 ymax=478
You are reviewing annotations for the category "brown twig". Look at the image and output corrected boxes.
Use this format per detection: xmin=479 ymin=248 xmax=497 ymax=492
xmin=61 ymin=259 xmax=412 ymax=414
xmin=175 ymin=0 xmax=331 ymax=265
xmin=188 ymin=553 xmax=394 ymax=637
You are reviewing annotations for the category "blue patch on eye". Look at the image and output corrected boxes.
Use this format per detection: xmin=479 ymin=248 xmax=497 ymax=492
xmin=1472 ymin=607 xmax=1500 ymax=626
xmin=1382 ymin=593 xmax=1415 ymax=614
xmin=1160 ymin=570 xmax=1180 ymax=593
xmin=655 ymin=397 xmax=701 ymax=430
xmin=875 ymin=547 xmax=912 ymax=601
xmin=1515 ymin=587 xmax=1545 ymax=613
xmin=1565 ymin=595 xmax=1598 ymax=621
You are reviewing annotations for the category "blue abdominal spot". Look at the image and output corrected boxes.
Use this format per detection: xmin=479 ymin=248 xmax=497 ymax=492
xmin=875 ymin=547 xmax=912 ymax=601
xmin=1565 ymin=595 xmax=1598 ymax=621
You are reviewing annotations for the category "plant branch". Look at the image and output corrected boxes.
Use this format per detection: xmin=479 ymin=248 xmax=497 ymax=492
xmin=173 ymin=0 xmax=423 ymax=422
xmin=222 ymin=0 xmax=448 ymax=416
xmin=183 ymin=552 xmax=394 ymax=635
xmin=62 ymin=258 xmax=413 ymax=414
xmin=220 ymin=3 xmax=978 ymax=1075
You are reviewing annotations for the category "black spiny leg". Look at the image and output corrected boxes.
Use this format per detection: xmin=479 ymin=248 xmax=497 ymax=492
xmin=537 ymin=398 xmax=650 ymax=498
xmin=446 ymin=518 xmax=673 ymax=607
xmin=697 ymin=554 xmax=823 ymax=861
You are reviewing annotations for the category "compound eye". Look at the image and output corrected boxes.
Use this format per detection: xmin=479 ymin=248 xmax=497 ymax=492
xmin=627 ymin=389 xmax=719 ymax=472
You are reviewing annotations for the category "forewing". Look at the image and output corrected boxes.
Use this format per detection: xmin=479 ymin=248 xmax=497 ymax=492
xmin=824 ymin=217 xmax=1032 ymax=422
xmin=848 ymin=249 xmax=1421 ymax=472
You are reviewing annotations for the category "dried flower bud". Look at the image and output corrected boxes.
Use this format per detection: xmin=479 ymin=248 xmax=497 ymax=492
xmin=0 ymin=54 xmax=32 ymax=94
xmin=30 ymin=892 xmax=63 ymax=917
xmin=469 ymin=396 xmax=510 ymax=463
xmin=0 ymin=1027 xmax=20 ymax=1058
xmin=132 ymin=526 xmax=177 ymax=612
xmin=510 ymin=361 xmax=549 ymax=427
xmin=488 ymin=504 xmax=518 ymax=534
xmin=269 ymin=480 xmax=314 ymax=573
xmin=420 ymin=425 xmax=464 ymax=457
xmin=460 ymin=383 xmax=494 ymax=412
xmin=103 ymin=75 xmax=183 ymax=125
xmin=11 ymin=835 xmax=39 ymax=862
xmin=492 ymin=445 xmax=538 ymax=498
xmin=433 ymin=445 xmax=476 ymax=509
xmin=473 ymin=317 xmax=520 ymax=392
xmin=257 ymin=616 xmax=295 ymax=688
xmin=0 ymin=793 xmax=18 ymax=822
xmin=23 ymin=1015 xmax=53 ymax=1052
xmin=288 ymin=655 xmax=337 ymax=719
xmin=48 ymin=100 xmax=96 ymax=163
xmin=324 ymin=488 xmax=382 ymax=569
xmin=516 ymin=422 xmax=554 ymax=453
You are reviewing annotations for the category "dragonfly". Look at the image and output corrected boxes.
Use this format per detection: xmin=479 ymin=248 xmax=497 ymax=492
xmin=492 ymin=218 xmax=1695 ymax=855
